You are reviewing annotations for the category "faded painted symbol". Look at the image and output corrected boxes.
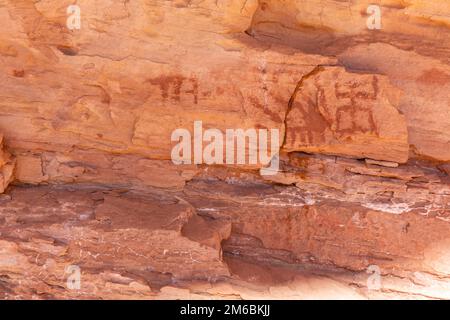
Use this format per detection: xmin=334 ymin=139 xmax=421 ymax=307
xmin=147 ymin=75 xmax=199 ymax=104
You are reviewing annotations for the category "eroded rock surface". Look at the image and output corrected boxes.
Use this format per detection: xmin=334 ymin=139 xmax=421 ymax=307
xmin=283 ymin=66 xmax=408 ymax=162
xmin=0 ymin=0 xmax=449 ymax=299
xmin=2 ymin=182 xmax=450 ymax=300
xmin=0 ymin=135 xmax=14 ymax=193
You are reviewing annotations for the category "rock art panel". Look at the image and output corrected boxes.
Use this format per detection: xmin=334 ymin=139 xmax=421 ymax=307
xmin=284 ymin=67 xmax=409 ymax=163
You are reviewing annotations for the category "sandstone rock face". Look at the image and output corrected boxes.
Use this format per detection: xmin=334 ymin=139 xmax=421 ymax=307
xmin=284 ymin=66 xmax=408 ymax=162
xmin=339 ymin=44 xmax=450 ymax=161
xmin=249 ymin=0 xmax=450 ymax=161
xmin=0 ymin=0 xmax=449 ymax=300
xmin=0 ymin=135 xmax=15 ymax=193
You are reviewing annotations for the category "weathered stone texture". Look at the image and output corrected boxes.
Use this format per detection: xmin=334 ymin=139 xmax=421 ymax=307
xmin=0 ymin=0 xmax=449 ymax=300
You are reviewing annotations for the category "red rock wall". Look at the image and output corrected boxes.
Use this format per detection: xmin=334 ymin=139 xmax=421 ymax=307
xmin=0 ymin=0 xmax=449 ymax=299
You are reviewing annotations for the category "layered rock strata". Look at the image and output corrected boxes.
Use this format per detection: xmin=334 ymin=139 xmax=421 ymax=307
xmin=0 ymin=0 xmax=449 ymax=299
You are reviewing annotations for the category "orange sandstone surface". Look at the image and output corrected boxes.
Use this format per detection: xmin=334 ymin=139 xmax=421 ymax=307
xmin=0 ymin=0 xmax=449 ymax=299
